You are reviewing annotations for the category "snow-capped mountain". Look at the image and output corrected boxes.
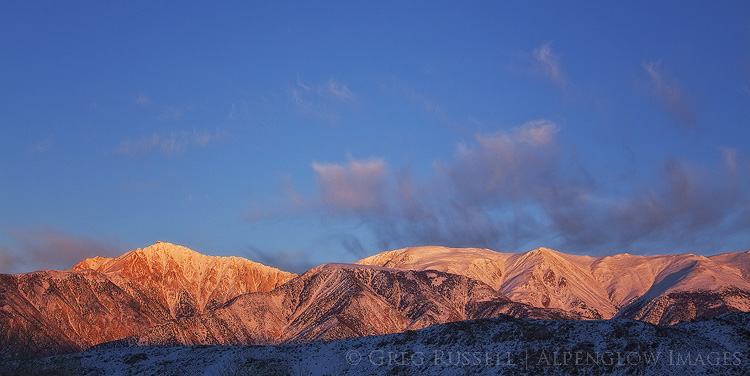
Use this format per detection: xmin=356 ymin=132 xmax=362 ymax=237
xmin=357 ymin=246 xmax=750 ymax=324
xmin=357 ymin=247 xmax=617 ymax=319
xmin=2 ymin=242 xmax=750 ymax=362
xmin=124 ymin=263 xmax=575 ymax=347
xmin=0 ymin=242 xmax=295 ymax=358
xmin=603 ymin=253 xmax=750 ymax=324
xmin=71 ymin=241 xmax=296 ymax=318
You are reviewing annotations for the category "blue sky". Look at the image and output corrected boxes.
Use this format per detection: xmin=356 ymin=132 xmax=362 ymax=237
xmin=2 ymin=1 xmax=749 ymax=274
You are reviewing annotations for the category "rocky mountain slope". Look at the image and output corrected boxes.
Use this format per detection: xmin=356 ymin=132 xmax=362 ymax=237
xmin=12 ymin=312 xmax=750 ymax=376
xmin=357 ymin=246 xmax=750 ymax=324
xmin=2 ymin=242 xmax=750 ymax=361
xmin=71 ymin=241 xmax=296 ymax=318
xmin=122 ymin=263 xmax=575 ymax=347
xmin=0 ymin=242 xmax=295 ymax=358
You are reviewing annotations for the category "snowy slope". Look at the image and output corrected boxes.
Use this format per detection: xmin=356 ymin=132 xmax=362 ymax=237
xmin=357 ymin=247 xmax=510 ymax=290
xmin=592 ymin=253 xmax=750 ymax=324
xmin=592 ymin=253 xmax=750 ymax=307
xmin=15 ymin=312 xmax=750 ymax=376
xmin=124 ymin=263 xmax=576 ymax=348
xmin=4 ymin=242 xmax=750 ymax=361
xmin=358 ymin=246 xmax=617 ymax=319
xmin=357 ymin=246 xmax=750 ymax=323
xmin=710 ymin=251 xmax=750 ymax=281
xmin=500 ymin=248 xmax=616 ymax=319
xmin=0 ymin=242 xmax=297 ymax=358
xmin=72 ymin=241 xmax=297 ymax=317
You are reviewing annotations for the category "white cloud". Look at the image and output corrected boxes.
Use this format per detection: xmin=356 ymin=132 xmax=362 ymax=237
xmin=116 ymin=129 xmax=225 ymax=157
xmin=533 ymin=43 xmax=566 ymax=88
xmin=280 ymin=120 xmax=749 ymax=255
xmin=451 ymin=120 xmax=560 ymax=201
xmin=318 ymin=79 xmax=356 ymax=101
xmin=289 ymin=78 xmax=357 ymax=123
xmin=312 ymin=158 xmax=388 ymax=213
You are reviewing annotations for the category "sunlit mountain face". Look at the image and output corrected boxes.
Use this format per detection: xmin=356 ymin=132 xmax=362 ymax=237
xmin=357 ymin=246 xmax=750 ymax=324
xmin=3 ymin=1 xmax=749 ymax=374
xmin=2 ymin=241 xmax=749 ymax=365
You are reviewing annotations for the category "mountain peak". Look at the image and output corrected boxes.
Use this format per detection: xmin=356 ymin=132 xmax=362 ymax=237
xmin=135 ymin=240 xmax=198 ymax=256
xmin=70 ymin=242 xmax=297 ymax=318
xmin=527 ymin=247 xmax=557 ymax=256
xmin=134 ymin=241 xmax=201 ymax=263
xmin=4 ymin=243 xmax=750 ymax=359
xmin=509 ymin=247 xmax=566 ymax=266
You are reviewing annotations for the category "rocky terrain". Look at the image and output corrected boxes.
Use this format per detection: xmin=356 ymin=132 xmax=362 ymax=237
xmin=122 ymin=263 xmax=574 ymax=347
xmin=0 ymin=242 xmax=295 ymax=358
xmin=8 ymin=312 xmax=750 ymax=375
xmin=358 ymin=246 xmax=750 ymax=323
xmin=1 ymin=242 xmax=750 ymax=362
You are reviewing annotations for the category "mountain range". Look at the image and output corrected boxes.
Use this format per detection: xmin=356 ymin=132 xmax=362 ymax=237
xmin=357 ymin=246 xmax=750 ymax=323
xmin=1 ymin=241 xmax=749 ymax=359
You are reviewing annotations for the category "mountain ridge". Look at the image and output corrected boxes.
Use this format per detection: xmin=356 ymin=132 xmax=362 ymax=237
xmin=356 ymin=245 xmax=750 ymax=323
xmin=2 ymin=241 xmax=750 ymax=359
xmin=70 ymin=241 xmax=297 ymax=318
xmin=0 ymin=242 xmax=296 ymax=358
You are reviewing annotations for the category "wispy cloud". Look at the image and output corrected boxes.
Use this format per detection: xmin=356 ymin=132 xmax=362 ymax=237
xmin=642 ymin=61 xmax=696 ymax=130
xmin=317 ymin=80 xmax=356 ymax=101
xmin=269 ymin=120 xmax=749 ymax=255
xmin=278 ymin=121 xmax=572 ymax=251
xmin=312 ymin=158 xmax=388 ymax=213
xmin=377 ymin=77 xmax=467 ymax=135
xmin=115 ymin=129 xmax=226 ymax=157
xmin=607 ymin=159 xmax=746 ymax=249
xmin=447 ymin=120 xmax=561 ymax=203
xmin=3 ymin=227 xmax=122 ymax=273
xmin=289 ymin=78 xmax=357 ymax=123
xmin=721 ymin=147 xmax=739 ymax=174
xmin=532 ymin=43 xmax=567 ymax=88
xmin=135 ymin=93 xmax=150 ymax=106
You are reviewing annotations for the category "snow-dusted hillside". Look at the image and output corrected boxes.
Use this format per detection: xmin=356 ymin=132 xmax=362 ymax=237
xmin=358 ymin=247 xmax=618 ymax=319
xmin=72 ymin=241 xmax=297 ymax=317
xmin=0 ymin=242 xmax=296 ymax=358
xmin=357 ymin=246 xmax=511 ymax=290
xmin=709 ymin=251 xmax=750 ymax=282
xmin=357 ymin=246 xmax=750 ymax=324
xmin=0 ymin=269 xmax=165 ymax=357
xmin=11 ymin=312 xmax=750 ymax=376
xmin=3 ymin=242 xmax=750 ymax=361
xmin=124 ymin=263 xmax=575 ymax=347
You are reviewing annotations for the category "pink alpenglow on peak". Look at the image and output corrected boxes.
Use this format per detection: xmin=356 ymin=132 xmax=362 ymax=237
xmin=72 ymin=241 xmax=297 ymax=317
xmin=357 ymin=246 xmax=750 ymax=323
